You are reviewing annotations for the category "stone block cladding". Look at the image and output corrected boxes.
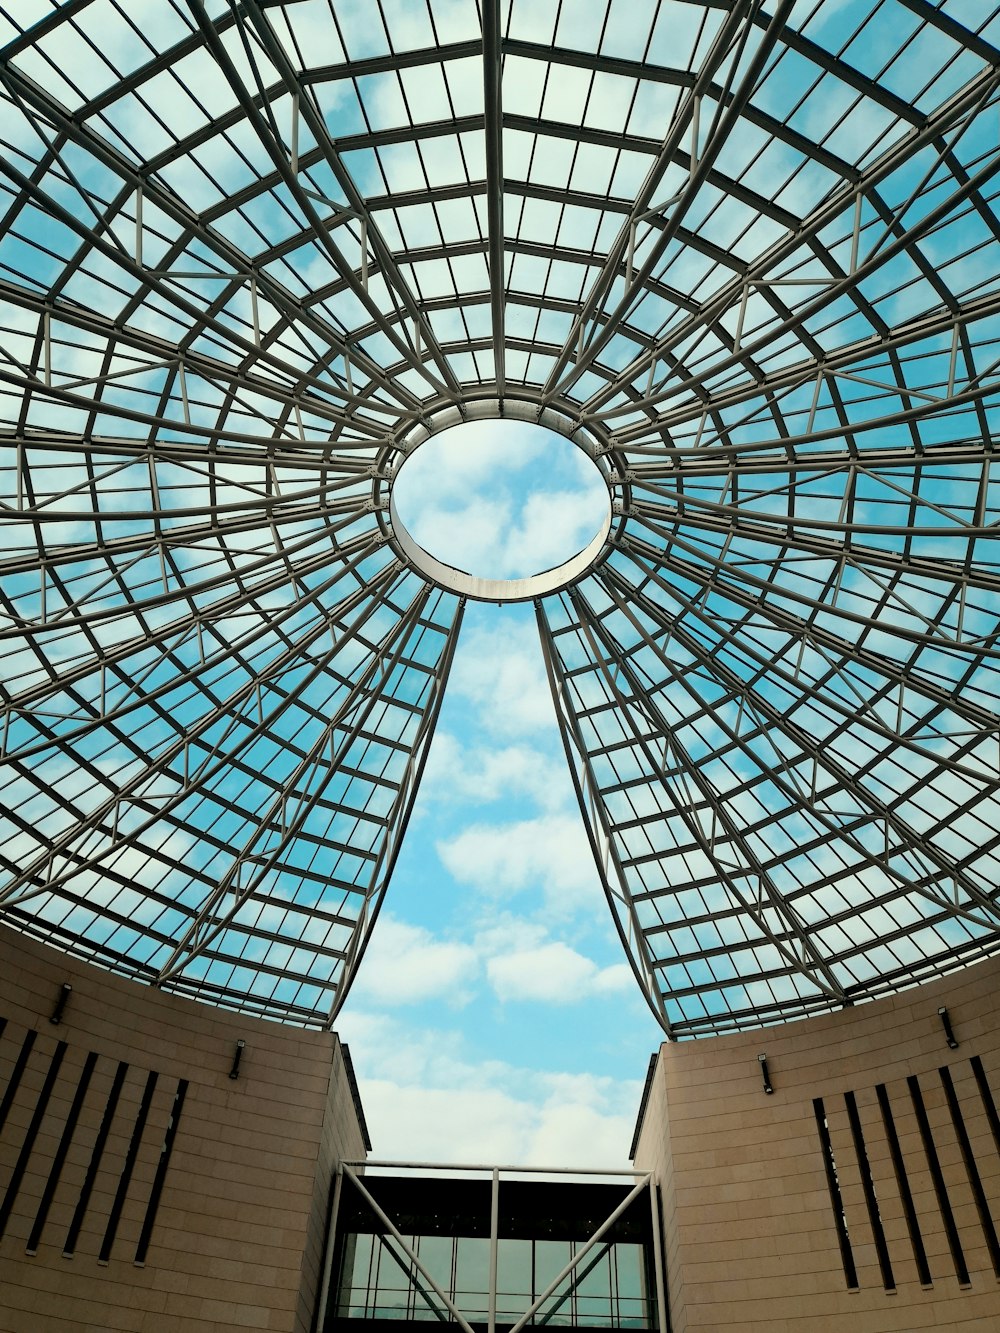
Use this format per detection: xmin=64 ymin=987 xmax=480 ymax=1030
xmin=634 ymin=952 xmax=1000 ymax=1332
xmin=0 ymin=925 xmax=367 ymax=1333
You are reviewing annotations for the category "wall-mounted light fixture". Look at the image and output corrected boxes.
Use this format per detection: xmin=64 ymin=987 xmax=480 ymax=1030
xmin=229 ymin=1039 xmax=246 ymax=1080
xmin=938 ymin=1006 xmax=959 ymax=1050
xmin=50 ymin=982 xmax=72 ymax=1025
xmin=758 ymin=1052 xmax=773 ymax=1095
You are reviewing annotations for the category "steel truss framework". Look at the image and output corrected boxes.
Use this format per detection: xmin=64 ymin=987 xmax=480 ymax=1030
xmin=0 ymin=0 xmax=997 ymax=1035
xmin=320 ymin=1161 xmax=666 ymax=1333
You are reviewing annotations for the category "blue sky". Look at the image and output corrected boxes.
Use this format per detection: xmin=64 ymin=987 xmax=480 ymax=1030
xmin=336 ymin=423 xmax=663 ymax=1165
xmin=2 ymin=0 xmax=998 ymax=1168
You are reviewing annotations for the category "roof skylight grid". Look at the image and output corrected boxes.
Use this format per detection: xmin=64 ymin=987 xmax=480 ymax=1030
xmin=0 ymin=0 xmax=997 ymax=1034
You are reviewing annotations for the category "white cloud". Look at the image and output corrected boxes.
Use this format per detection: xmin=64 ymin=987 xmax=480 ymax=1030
xmin=350 ymin=915 xmax=479 ymax=1007
xmin=437 ymin=812 xmax=604 ymax=916
xmin=420 ymin=732 xmax=572 ymax=813
xmin=446 ymin=618 xmax=555 ymax=740
xmin=335 ymin=1010 xmax=644 ymax=1167
xmin=487 ymin=943 xmax=632 ymax=1004
xmin=504 ymin=489 xmax=608 ymax=578
xmin=356 ymin=1080 xmax=639 ymax=1168
xmin=391 ymin=419 xmax=608 ymax=581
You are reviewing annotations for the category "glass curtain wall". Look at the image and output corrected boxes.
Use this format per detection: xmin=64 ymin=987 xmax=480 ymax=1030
xmin=335 ymin=1231 xmax=651 ymax=1328
xmin=327 ymin=1173 xmax=657 ymax=1331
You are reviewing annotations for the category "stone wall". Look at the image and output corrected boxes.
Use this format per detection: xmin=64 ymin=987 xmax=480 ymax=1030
xmin=0 ymin=925 xmax=367 ymax=1333
xmin=634 ymin=952 xmax=1000 ymax=1332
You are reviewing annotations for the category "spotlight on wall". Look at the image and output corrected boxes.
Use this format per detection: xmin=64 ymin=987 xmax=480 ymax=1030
xmin=50 ymin=982 xmax=72 ymax=1025
xmin=938 ymin=1006 xmax=959 ymax=1050
xmin=229 ymin=1039 xmax=246 ymax=1080
xmin=758 ymin=1052 xmax=773 ymax=1095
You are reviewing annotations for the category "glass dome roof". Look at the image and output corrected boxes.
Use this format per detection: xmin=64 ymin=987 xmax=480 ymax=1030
xmin=0 ymin=0 xmax=997 ymax=1036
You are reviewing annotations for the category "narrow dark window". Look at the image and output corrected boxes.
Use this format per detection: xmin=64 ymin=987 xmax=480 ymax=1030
xmin=0 ymin=1040 xmax=66 ymax=1237
xmin=134 ymin=1078 xmax=188 ymax=1266
xmin=98 ymin=1069 xmax=158 ymax=1263
xmin=907 ymin=1074 xmax=969 ymax=1285
xmin=940 ymin=1065 xmax=1000 ymax=1277
xmin=63 ymin=1060 xmax=128 ymax=1257
xmin=813 ymin=1097 xmax=858 ymax=1289
xmin=0 ymin=1028 xmax=37 ymax=1135
xmin=844 ymin=1091 xmax=894 ymax=1290
xmin=876 ymin=1082 xmax=931 ymax=1285
xmin=970 ymin=1056 xmax=1000 ymax=1156
xmin=26 ymin=1049 xmax=98 ymax=1254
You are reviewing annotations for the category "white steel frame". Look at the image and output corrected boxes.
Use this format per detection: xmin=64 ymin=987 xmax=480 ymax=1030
xmin=0 ymin=1 xmax=997 ymax=1034
xmin=321 ymin=1159 xmax=668 ymax=1333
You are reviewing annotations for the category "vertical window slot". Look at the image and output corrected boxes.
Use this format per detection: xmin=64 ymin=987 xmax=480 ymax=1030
xmin=814 ymin=1097 xmax=858 ymax=1289
xmin=0 ymin=1028 xmax=37 ymax=1136
xmin=63 ymin=1060 xmax=128 ymax=1258
xmin=876 ymin=1082 xmax=931 ymax=1286
xmin=99 ymin=1069 xmax=157 ymax=1263
xmin=25 ymin=1049 xmax=98 ymax=1255
xmin=970 ymin=1056 xmax=1000 ymax=1157
xmin=844 ymin=1091 xmax=894 ymax=1291
xmin=907 ymin=1074 xmax=969 ymax=1285
xmin=134 ymin=1078 xmax=188 ymax=1267
xmin=0 ymin=1039 xmax=66 ymax=1238
xmin=940 ymin=1065 xmax=1000 ymax=1278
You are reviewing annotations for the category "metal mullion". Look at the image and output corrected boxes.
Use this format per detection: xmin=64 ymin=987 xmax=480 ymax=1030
xmin=605 ymin=541 xmax=995 ymax=790
xmin=152 ymin=579 xmax=437 ymax=982
xmin=624 ymin=489 xmax=1000 ymax=592
xmin=603 ymin=553 xmax=1000 ymax=930
xmin=0 ymin=507 xmax=378 ymax=640
xmin=235 ymin=0 xmax=462 ymax=399
xmin=161 ymin=963 xmax=331 ymax=1019
xmin=594 ymin=589 xmax=997 ymax=933
xmin=624 ymin=436 xmax=994 ymax=479
xmin=506 ymin=34 xmax=856 ymax=180
xmin=0 ymin=554 xmax=405 ymax=910
xmin=613 ymin=352 xmax=1000 ymax=459
xmin=535 ymin=601 xmax=674 ymax=1033
xmin=591 ymin=66 xmax=1000 ymax=421
xmin=328 ymin=592 xmax=464 ymax=1022
xmin=568 ymin=579 xmax=848 ymax=1005
xmin=324 ymin=111 xmax=482 ymax=158
xmin=616 ymin=535 xmax=1000 ymax=735
xmin=623 ymin=511 xmax=1000 ymax=664
xmin=482 ymin=0 xmax=504 ymax=394
xmin=237 ymin=888 xmax=359 ymax=932
xmin=175 ymin=945 xmax=349 ymax=992
xmin=0 ymin=428 xmax=388 ymax=470
xmin=0 ymin=487 xmax=370 ymax=575
xmin=0 ymin=276 xmax=389 ymax=443
xmin=600 ymin=560 xmax=994 ymax=791
xmin=3 ymin=538 xmax=397 ymax=764
xmin=0 ymin=73 xmax=415 ymax=417
xmin=0 ymin=0 xmax=102 ymax=57
xmin=543 ymin=0 xmax=789 ymax=401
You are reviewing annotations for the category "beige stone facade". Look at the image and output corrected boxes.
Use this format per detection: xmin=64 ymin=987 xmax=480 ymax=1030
xmin=0 ymin=926 xmax=367 ymax=1333
xmin=5 ymin=916 xmax=1000 ymax=1332
xmin=633 ymin=953 xmax=1000 ymax=1331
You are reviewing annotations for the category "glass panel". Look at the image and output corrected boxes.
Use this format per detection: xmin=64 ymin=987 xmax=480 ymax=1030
xmin=575 ymin=1245 xmax=613 ymax=1326
xmin=534 ymin=1240 xmax=574 ymax=1326
xmin=413 ymin=1234 xmax=454 ymax=1320
xmin=373 ymin=1235 xmax=418 ymax=1320
xmin=455 ymin=1236 xmax=491 ymax=1321
xmin=337 ymin=1232 xmax=375 ymax=1319
xmin=497 ymin=1237 xmax=533 ymax=1323
xmin=615 ymin=1243 xmax=650 ymax=1329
